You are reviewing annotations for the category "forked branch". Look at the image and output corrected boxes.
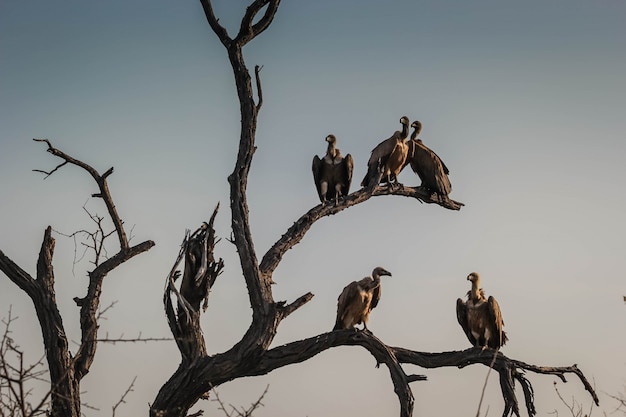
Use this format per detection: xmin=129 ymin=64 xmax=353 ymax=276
xmin=32 ymin=138 xmax=129 ymax=251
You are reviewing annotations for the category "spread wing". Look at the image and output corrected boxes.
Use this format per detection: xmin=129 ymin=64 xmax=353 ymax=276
xmin=487 ymin=296 xmax=507 ymax=347
xmin=312 ymin=155 xmax=324 ymax=202
xmin=456 ymin=298 xmax=476 ymax=346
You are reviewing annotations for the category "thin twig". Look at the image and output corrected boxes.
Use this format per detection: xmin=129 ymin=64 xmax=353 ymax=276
xmin=111 ymin=376 xmax=137 ymax=417
xmin=476 ymin=348 xmax=499 ymax=417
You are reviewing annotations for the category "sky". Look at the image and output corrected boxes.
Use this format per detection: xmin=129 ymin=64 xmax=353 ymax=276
xmin=1 ymin=0 xmax=625 ymax=416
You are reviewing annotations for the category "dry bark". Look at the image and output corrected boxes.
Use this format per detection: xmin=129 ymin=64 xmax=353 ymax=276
xmin=0 ymin=140 xmax=154 ymax=417
xmin=151 ymin=2 xmax=597 ymax=417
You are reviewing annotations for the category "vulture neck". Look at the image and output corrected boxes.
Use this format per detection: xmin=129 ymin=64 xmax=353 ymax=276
xmin=469 ymin=278 xmax=483 ymax=301
xmin=400 ymin=121 xmax=410 ymax=141
xmin=370 ymin=272 xmax=382 ymax=289
xmin=326 ymin=141 xmax=339 ymax=161
xmin=410 ymin=127 xmax=420 ymax=141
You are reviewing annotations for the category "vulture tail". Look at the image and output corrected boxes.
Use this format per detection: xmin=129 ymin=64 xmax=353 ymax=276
xmin=332 ymin=318 xmax=343 ymax=331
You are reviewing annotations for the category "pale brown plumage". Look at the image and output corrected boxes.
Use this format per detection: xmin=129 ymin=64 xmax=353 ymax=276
xmin=360 ymin=116 xmax=410 ymax=187
xmin=456 ymin=272 xmax=508 ymax=350
xmin=404 ymin=120 xmax=452 ymax=197
xmin=333 ymin=267 xmax=392 ymax=331
xmin=312 ymin=135 xmax=354 ymax=204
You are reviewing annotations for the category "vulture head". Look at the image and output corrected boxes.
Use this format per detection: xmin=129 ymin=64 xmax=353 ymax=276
xmin=373 ymin=266 xmax=392 ymax=278
xmin=467 ymin=272 xmax=480 ymax=283
xmin=325 ymin=134 xmax=337 ymax=145
xmin=399 ymin=116 xmax=410 ymax=126
xmin=411 ymin=120 xmax=422 ymax=135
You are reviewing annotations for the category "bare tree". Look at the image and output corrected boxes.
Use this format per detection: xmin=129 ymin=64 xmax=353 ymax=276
xmin=150 ymin=1 xmax=599 ymax=417
xmin=0 ymin=140 xmax=155 ymax=417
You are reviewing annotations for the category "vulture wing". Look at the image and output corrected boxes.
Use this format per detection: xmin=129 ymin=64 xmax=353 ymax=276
xmin=409 ymin=141 xmax=452 ymax=195
xmin=438 ymin=153 xmax=450 ymax=175
xmin=341 ymin=154 xmax=354 ymax=196
xmin=367 ymin=134 xmax=400 ymax=166
xmin=361 ymin=133 xmax=402 ymax=187
xmin=487 ymin=296 xmax=508 ymax=348
xmin=369 ymin=283 xmax=381 ymax=310
xmin=456 ymin=298 xmax=476 ymax=346
xmin=403 ymin=140 xmax=416 ymax=170
xmin=312 ymin=155 xmax=324 ymax=202
xmin=333 ymin=281 xmax=360 ymax=330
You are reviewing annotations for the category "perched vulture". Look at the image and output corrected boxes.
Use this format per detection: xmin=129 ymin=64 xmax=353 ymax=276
xmin=360 ymin=116 xmax=410 ymax=187
xmin=312 ymin=135 xmax=354 ymax=204
xmin=333 ymin=266 xmax=392 ymax=331
xmin=404 ymin=120 xmax=452 ymax=197
xmin=456 ymin=272 xmax=508 ymax=350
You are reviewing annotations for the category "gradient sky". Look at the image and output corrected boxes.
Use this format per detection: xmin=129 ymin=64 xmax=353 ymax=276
xmin=1 ymin=1 xmax=625 ymax=416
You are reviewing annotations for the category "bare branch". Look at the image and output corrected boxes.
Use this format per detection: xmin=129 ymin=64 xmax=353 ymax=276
xmin=199 ymin=0 xmax=231 ymax=47
xmin=0 ymin=249 xmax=37 ymax=296
xmin=33 ymin=138 xmax=130 ymax=251
xmin=96 ymin=334 xmax=172 ymax=344
xmin=236 ymin=0 xmax=280 ymax=45
xmin=476 ymin=349 xmax=499 ymax=417
xmin=212 ymin=385 xmax=269 ymax=417
xmin=0 ymin=309 xmax=52 ymax=417
xmin=259 ymin=184 xmax=463 ymax=278
xmin=111 ymin=376 xmax=137 ymax=417
xmin=254 ymin=65 xmax=263 ymax=112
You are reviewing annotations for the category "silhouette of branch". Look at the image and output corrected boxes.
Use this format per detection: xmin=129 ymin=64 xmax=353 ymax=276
xmin=95 ymin=334 xmax=172 ymax=344
xmin=1 ymin=140 xmax=154 ymax=417
xmin=550 ymin=381 xmax=595 ymax=417
xmin=259 ymin=184 xmax=463 ymax=278
xmin=0 ymin=308 xmax=52 ymax=416
xmin=476 ymin=349 xmax=499 ymax=417
xmin=254 ymin=65 xmax=263 ymax=112
xmin=111 ymin=376 xmax=137 ymax=417
xmin=212 ymin=385 xmax=269 ymax=417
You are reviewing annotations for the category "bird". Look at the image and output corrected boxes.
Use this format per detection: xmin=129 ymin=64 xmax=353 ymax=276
xmin=333 ymin=266 xmax=392 ymax=331
xmin=404 ymin=120 xmax=452 ymax=197
xmin=312 ymin=134 xmax=354 ymax=204
xmin=456 ymin=272 xmax=508 ymax=350
xmin=360 ymin=116 xmax=411 ymax=188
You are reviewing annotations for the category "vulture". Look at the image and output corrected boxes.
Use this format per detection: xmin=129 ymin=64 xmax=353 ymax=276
xmin=404 ymin=120 xmax=452 ymax=197
xmin=456 ymin=272 xmax=508 ymax=350
xmin=312 ymin=134 xmax=354 ymax=204
xmin=360 ymin=116 xmax=411 ymax=187
xmin=333 ymin=266 xmax=392 ymax=331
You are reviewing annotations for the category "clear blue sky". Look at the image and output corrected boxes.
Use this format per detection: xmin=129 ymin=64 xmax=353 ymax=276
xmin=1 ymin=1 xmax=625 ymax=416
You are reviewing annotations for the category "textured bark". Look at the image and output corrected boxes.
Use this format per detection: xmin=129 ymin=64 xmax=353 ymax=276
xmin=151 ymin=2 xmax=596 ymax=417
xmin=0 ymin=141 xmax=154 ymax=417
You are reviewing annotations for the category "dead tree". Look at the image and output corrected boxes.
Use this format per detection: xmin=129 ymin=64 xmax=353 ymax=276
xmin=151 ymin=1 xmax=597 ymax=417
xmin=0 ymin=140 xmax=154 ymax=417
